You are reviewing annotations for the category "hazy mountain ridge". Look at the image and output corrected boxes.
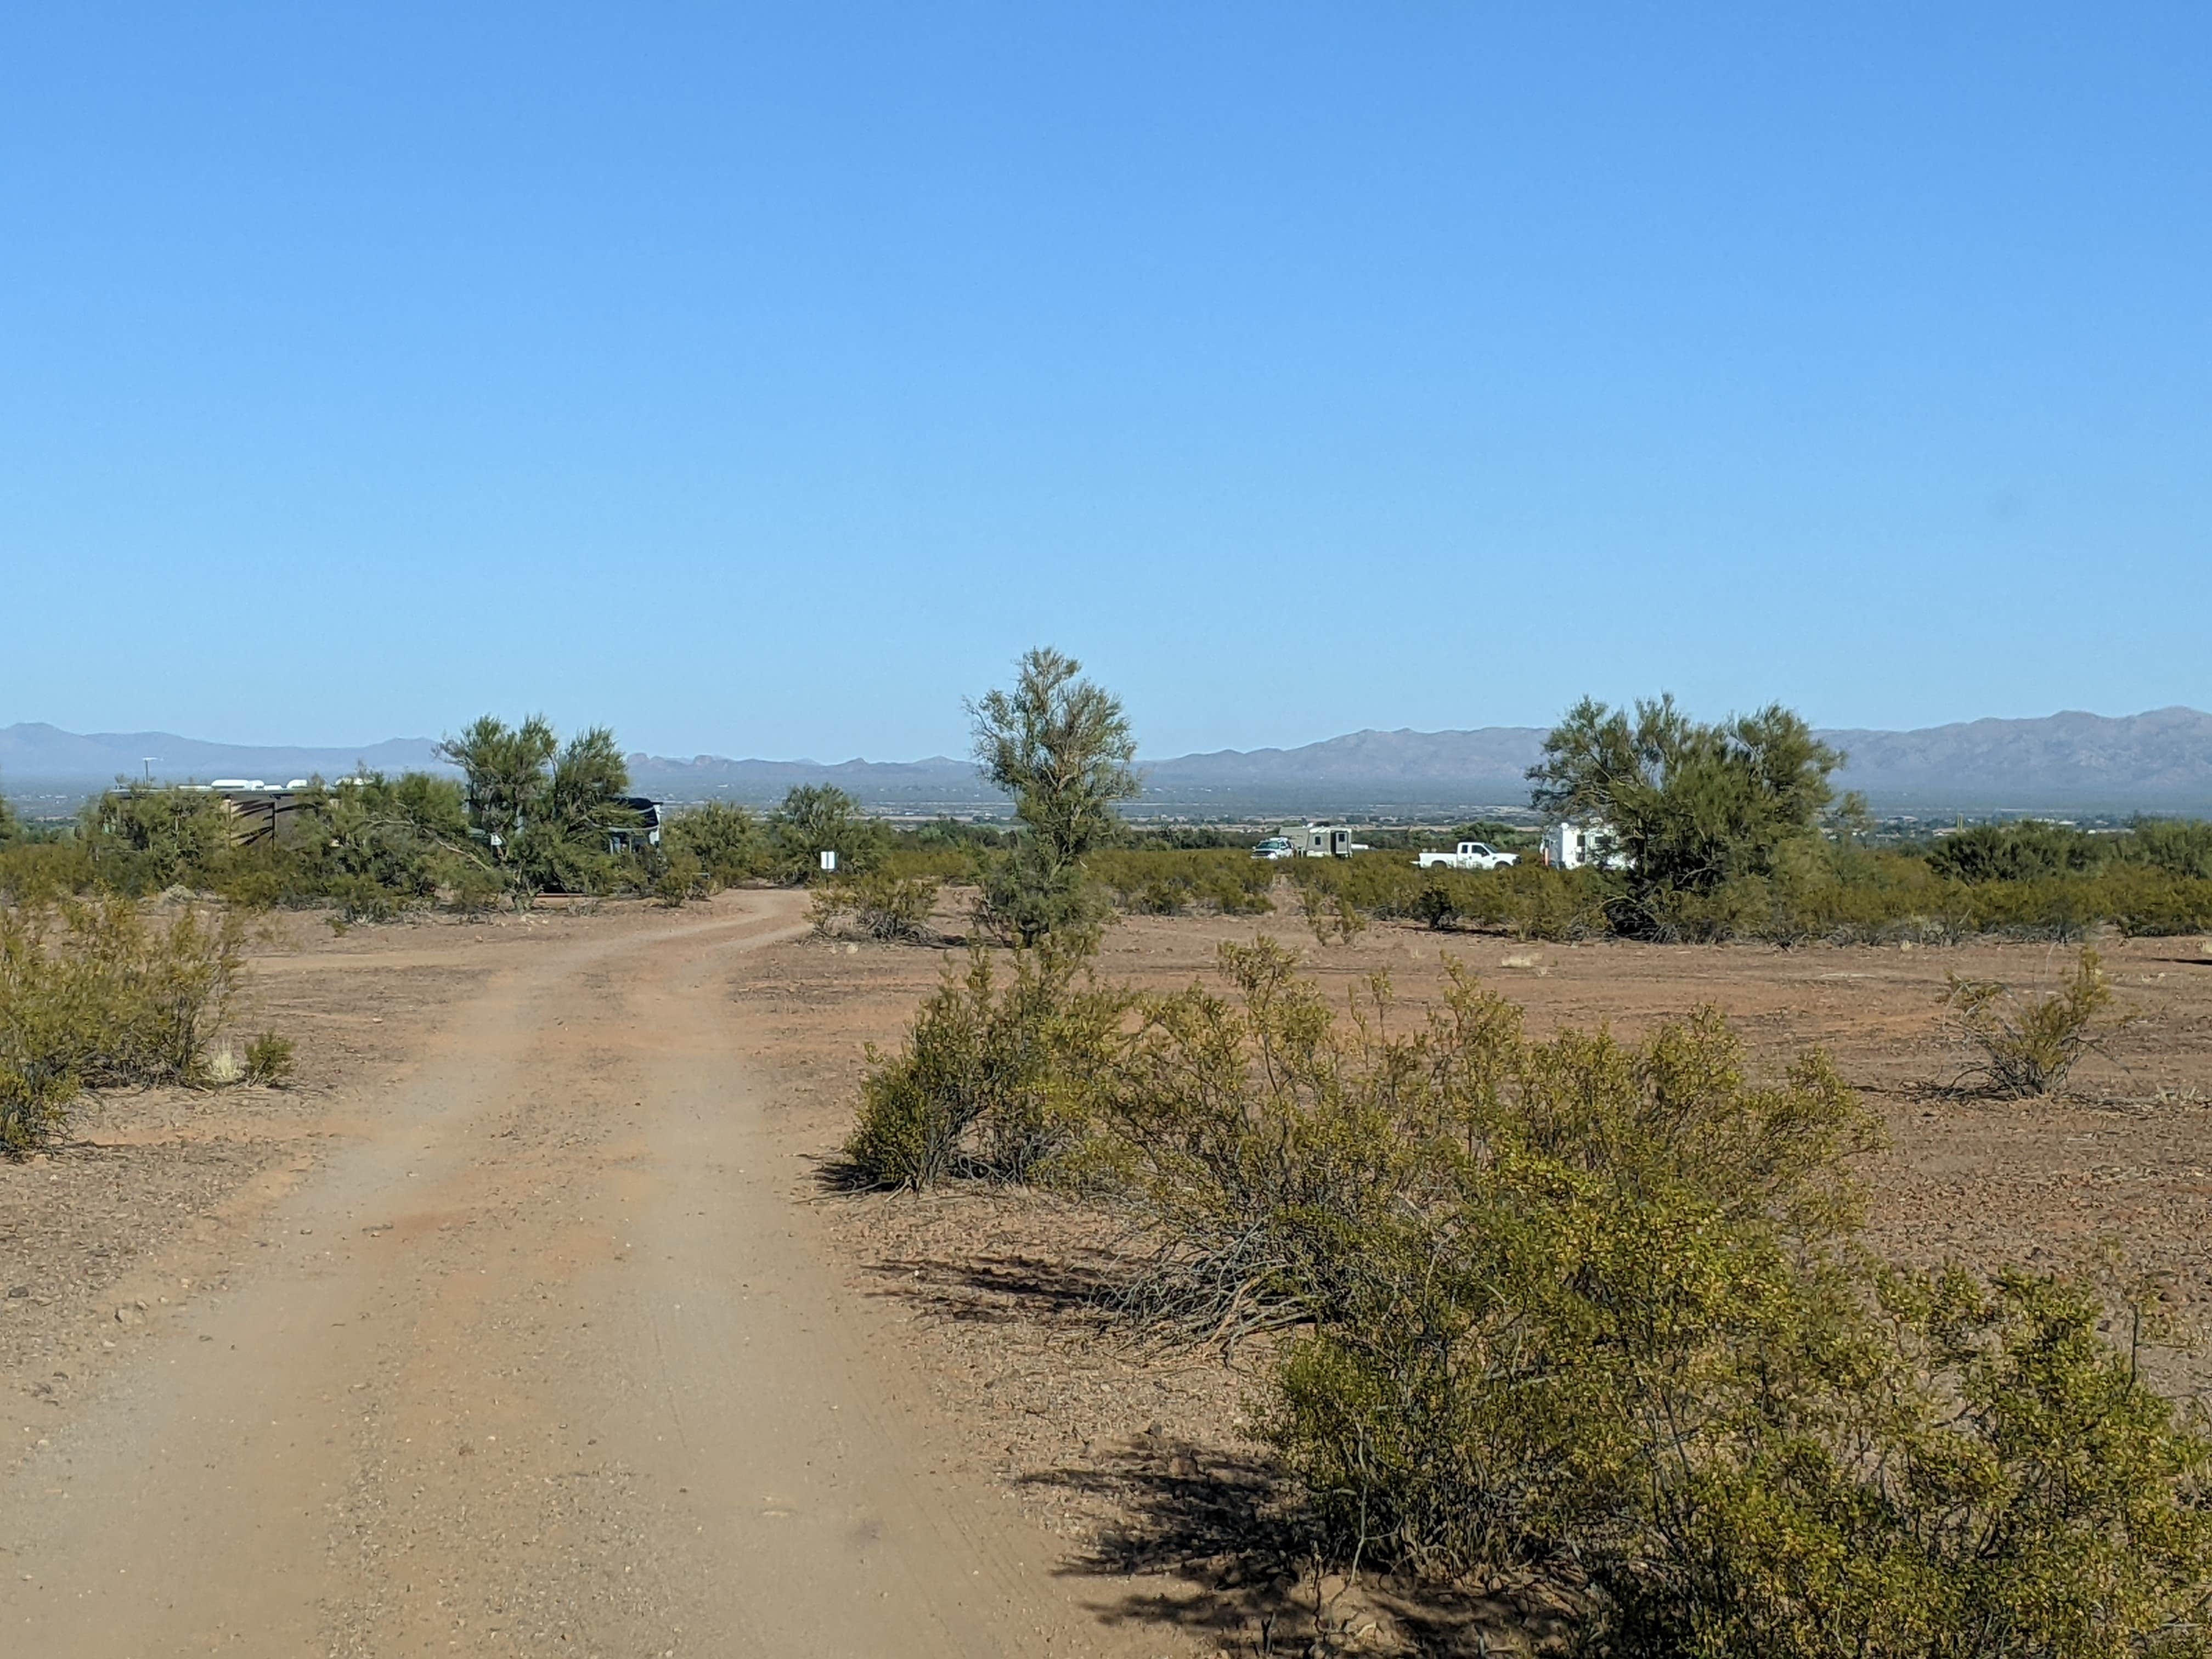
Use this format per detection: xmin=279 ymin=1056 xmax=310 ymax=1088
xmin=1142 ymin=726 xmax=1549 ymax=789
xmin=1819 ymin=707 xmax=2212 ymax=806
xmin=0 ymin=723 xmax=444 ymax=785
xmin=5 ymin=708 xmax=2210 ymax=812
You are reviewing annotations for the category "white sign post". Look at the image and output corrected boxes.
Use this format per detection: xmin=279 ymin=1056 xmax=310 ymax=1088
xmin=820 ymin=850 xmax=838 ymax=873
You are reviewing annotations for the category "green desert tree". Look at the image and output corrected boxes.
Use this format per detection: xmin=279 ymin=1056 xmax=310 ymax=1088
xmin=768 ymin=785 xmax=886 ymax=880
xmin=437 ymin=714 xmax=559 ymax=861
xmin=314 ymin=771 xmax=488 ymax=916
xmin=968 ymin=647 xmax=1140 ymax=947
xmin=1528 ymin=695 xmax=1842 ymax=929
xmin=663 ymin=800 xmax=770 ymax=886
xmin=435 ymin=715 xmax=637 ymax=899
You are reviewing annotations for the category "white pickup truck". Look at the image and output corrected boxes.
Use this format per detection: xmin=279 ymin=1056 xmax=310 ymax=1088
xmin=1415 ymin=841 xmax=1519 ymax=872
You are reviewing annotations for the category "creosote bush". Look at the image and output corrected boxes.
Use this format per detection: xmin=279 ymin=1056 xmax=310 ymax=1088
xmin=810 ymin=871 xmax=941 ymax=942
xmin=1943 ymin=945 xmax=2115 ymax=1097
xmin=842 ymin=946 xmax=1127 ymax=1190
xmin=1 ymin=899 xmax=259 ymax=1150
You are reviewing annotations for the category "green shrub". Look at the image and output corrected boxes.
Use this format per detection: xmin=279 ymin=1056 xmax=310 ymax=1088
xmin=895 ymin=817 xmax=1014 ymax=853
xmin=2066 ymin=868 xmax=2212 ymax=937
xmin=242 ymin=1030 xmax=295 ymax=1085
xmin=1599 ymin=1262 xmax=2212 ymax=1658
xmin=646 ymin=847 xmax=706 ymax=907
xmin=82 ymin=784 xmax=236 ymax=893
xmin=1088 ymin=849 xmax=1275 ymax=917
xmin=1288 ymin=856 xmax=1615 ymax=941
xmin=878 ymin=847 xmax=974 ymax=882
xmin=810 ymin=871 xmax=941 ymax=941
xmin=1088 ymin=938 xmax=1526 ymax=1355
xmin=972 ymin=843 xmax=1111 ymax=950
xmin=2128 ymin=818 xmax=2212 ymax=880
xmin=843 ymin=946 xmax=1126 ymax=1189
xmin=769 ymin=785 xmax=888 ymax=881
xmin=1 ymin=899 xmax=257 ymax=1150
xmin=0 ymin=911 xmax=87 ymax=1149
xmin=1273 ymin=842 xmax=2212 ymax=947
xmin=664 ymin=800 xmax=772 ymax=886
xmin=30 ymin=772 xmax=500 ymax=918
xmin=1927 ymin=819 xmax=2113 ymax=883
xmin=314 ymin=771 xmax=476 ymax=909
xmin=1298 ymin=884 xmax=1368 ymax=945
xmin=1943 ymin=946 xmax=2115 ymax=1097
xmin=0 ymin=838 xmax=98 ymax=903
xmin=1074 ymin=941 xmax=2212 ymax=1652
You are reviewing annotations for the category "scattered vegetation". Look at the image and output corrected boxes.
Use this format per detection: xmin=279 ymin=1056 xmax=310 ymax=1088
xmin=844 ymin=933 xmax=2212 ymax=1654
xmin=1943 ymin=945 xmax=2117 ymax=1097
xmin=1088 ymin=848 xmax=1273 ymax=917
xmin=0 ymin=722 xmax=917 ymax=921
xmin=9 ymin=687 xmax=2212 ymax=950
xmin=1282 ymin=844 xmax=2212 ymax=946
xmin=1 ymin=716 xmax=652 ymax=915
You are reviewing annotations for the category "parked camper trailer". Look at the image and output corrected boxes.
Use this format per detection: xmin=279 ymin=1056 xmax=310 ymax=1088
xmin=1542 ymin=821 xmax=1627 ymax=871
xmin=1299 ymin=823 xmax=1355 ymax=859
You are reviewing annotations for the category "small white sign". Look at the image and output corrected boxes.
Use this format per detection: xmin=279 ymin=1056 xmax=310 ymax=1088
xmin=820 ymin=850 xmax=838 ymax=872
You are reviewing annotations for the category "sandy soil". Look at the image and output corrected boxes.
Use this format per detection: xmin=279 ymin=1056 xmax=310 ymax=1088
xmin=5 ymin=890 xmax=2210 ymax=1656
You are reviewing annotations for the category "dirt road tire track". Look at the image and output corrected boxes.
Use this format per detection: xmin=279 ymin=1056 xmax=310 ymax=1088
xmin=1 ymin=896 xmax=1152 ymax=1657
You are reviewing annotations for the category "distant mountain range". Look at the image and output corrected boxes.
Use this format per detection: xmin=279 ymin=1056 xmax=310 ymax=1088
xmin=0 ymin=724 xmax=445 ymax=789
xmin=6 ymin=708 xmax=2211 ymax=816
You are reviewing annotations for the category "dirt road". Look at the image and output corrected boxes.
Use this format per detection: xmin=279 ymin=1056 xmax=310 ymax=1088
xmin=0 ymin=896 xmax=1160 ymax=1657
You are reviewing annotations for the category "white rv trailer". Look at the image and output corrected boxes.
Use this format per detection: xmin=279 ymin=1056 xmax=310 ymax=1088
xmin=1542 ymin=821 xmax=1628 ymax=871
xmin=1299 ymin=823 xmax=1355 ymax=859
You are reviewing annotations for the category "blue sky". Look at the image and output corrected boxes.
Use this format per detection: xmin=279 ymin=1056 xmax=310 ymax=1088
xmin=3 ymin=5 xmax=2206 ymax=760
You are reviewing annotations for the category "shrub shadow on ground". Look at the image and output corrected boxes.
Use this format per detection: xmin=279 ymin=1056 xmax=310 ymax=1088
xmin=860 ymin=1248 xmax=1122 ymax=1326
xmin=1025 ymin=1438 xmax=1554 ymax=1657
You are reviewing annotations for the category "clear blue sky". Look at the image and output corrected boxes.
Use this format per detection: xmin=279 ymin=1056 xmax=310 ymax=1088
xmin=4 ymin=5 xmax=2206 ymax=761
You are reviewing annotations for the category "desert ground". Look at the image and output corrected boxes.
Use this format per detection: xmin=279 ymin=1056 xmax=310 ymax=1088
xmin=5 ymin=890 xmax=2211 ymax=1655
